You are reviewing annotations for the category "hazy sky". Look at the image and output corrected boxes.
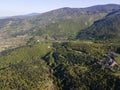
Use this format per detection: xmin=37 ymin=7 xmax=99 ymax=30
xmin=0 ymin=0 xmax=120 ymax=17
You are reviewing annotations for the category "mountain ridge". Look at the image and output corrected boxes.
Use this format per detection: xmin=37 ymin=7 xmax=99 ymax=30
xmin=0 ymin=4 xmax=120 ymax=39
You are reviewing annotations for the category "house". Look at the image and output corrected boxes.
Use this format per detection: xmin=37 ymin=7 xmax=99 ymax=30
xmin=100 ymin=53 xmax=117 ymax=67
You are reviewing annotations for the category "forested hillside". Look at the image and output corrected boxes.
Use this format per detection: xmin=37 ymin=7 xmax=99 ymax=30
xmin=0 ymin=41 xmax=120 ymax=90
xmin=0 ymin=43 xmax=56 ymax=90
xmin=77 ymin=9 xmax=120 ymax=40
xmin=0 ymin=4 xmax=120 ymax=52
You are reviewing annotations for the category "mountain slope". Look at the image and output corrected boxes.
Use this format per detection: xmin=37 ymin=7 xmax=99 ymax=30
xmin=77 ymin=9 xmax=120 ymax=40
xmin=0 ymin=4 xmax=120 ymax=40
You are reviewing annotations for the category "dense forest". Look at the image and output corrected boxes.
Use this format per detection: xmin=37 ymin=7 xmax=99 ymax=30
xmin=0 ymin=41 xmax=120 ymax=90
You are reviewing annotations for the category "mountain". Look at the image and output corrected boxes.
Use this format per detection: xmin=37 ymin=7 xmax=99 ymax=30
xmin=84 ymin=4 xmax=120 ymax=12
xmin=0 ymin=4 xmax=120 ymax=52
xmin=0 ymin=4 xmax=120 ymax=40
xmin=10 ymin=13 xmax=40 ymax=19
xmin=77 ymin=9 xmax=120 ymax=40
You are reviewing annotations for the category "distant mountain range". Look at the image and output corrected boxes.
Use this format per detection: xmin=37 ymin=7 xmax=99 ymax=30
xmin=0 ymin=13 xmax=40 ymax=19
xmin=77 ymin=9 xmax=120 ymax=40
xmin=10 ymin=13 xmax=40 ymax=19
xmin=0 ymin=4 xmax=120 ymax=40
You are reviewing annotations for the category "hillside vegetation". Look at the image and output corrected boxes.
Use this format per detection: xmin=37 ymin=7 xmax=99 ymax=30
xmin=0 ymin=4 xmax=120 ymax=40
xmin=77 ymin=9 xmax=120 ymax=40
xmin=0 ymin=4 xmax=120 ymax=52
xmin=0 ymin=43 xmax=56 ymax=90
xmin=0 ymin=41 xmax=120 ymax=90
